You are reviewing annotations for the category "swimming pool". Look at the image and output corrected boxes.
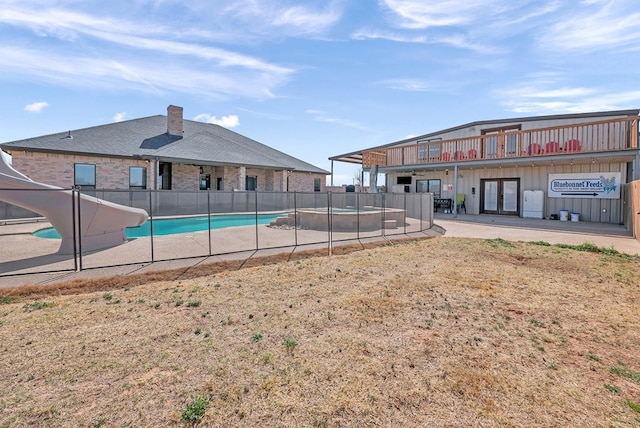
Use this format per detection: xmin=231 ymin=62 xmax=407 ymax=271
xmin=33 ymin=213 xmax=285 ymax=239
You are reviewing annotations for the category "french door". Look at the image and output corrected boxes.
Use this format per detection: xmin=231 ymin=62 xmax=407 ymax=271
xmin=480 ymin=178 xmax=520 ymax=215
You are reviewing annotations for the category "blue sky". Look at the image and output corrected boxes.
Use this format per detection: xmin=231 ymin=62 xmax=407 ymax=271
xmin=1 ymin=0 xmax=639 ymax=185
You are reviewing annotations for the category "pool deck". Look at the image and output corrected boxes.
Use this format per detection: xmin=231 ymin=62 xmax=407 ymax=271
xmin=1 ymin=213 xmax=639 ymax=290
xmin=0 ymin=218 xmax=437 ymax=289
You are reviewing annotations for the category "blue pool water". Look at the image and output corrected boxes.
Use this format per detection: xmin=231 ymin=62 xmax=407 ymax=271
xmin=33 ymin=213 xmax=285 ymax=239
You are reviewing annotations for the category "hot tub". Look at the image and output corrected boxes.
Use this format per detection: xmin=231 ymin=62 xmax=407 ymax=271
xmin=294 ymin=207 xmax=406 ymax=232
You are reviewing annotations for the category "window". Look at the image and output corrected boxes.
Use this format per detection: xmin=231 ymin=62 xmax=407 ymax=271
xmin=216 ymin=177 xmax=223 ymax=191
xmin=74 ymin=164 xmax=96 ymax=189
xmin=417 ymin=138 xmax=442 ymax=161
xmin=129 ymin=167 xmax=147 ymax=189
xmin=481 ymin=125 xmax=521 ymax=158
xmin=200 ymin=174 xmax=211 ymax=190
xmin=314 ymin=178 xmax=321 ymax=192
xmin=246 ymin=175 xmax=257 ymax=191
xmin=416 ymin=179 xmax=441 ymax=198
xmin=397 ymin=176 xmax=412 ymax=185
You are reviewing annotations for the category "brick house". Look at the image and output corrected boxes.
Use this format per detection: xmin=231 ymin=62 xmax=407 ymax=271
xmin=1 ymin=105 xmax=329 ymax=193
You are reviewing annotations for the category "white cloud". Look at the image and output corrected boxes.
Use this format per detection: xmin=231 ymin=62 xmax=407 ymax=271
xmin=497 ymin=75 xmax=640 ymax=114
xmin=271 ymin=4 xmax=342 ymax=34
xmin=24 ymin=101 xmax=48 ymax=112
xmin=381 ymin=0 xmax=493 ymax=29
xmin=538 ymin=0 xmax=640 ymax=51
xmin=112 ymin=112 xmax=126 ymax=122
xmin=0 ymin=5 xmax=294 ymax=99
xmin=352 ymin=28 xmax=426 ymax=43
xmin=0 ymin=46 xmax=287 ymax=99
xmin=379 ymin=79 xmax=431 ymax=92
xmin=221 ymin=0 xmax=343 ymax=35
xmin=194 ymin=113 xmax=240 ymax=128
xmin=305 ymin=109 xmax=371 ymax=131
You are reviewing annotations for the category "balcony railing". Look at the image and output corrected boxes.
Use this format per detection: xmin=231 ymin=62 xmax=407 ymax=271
xmin=363 ymin=116 xmax=639 ymax=168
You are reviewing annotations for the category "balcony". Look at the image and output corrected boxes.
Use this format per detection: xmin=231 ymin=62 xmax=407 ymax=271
xmin=363 ymin=116 xmax=639 ymax=168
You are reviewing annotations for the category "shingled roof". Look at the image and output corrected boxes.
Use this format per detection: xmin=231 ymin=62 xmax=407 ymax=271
xmin=1 ymin=113 xmax=329 ymax=174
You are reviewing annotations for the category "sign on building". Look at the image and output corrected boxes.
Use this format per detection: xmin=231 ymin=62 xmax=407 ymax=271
xmin=548 ymin=172 xmax=621 ymax=199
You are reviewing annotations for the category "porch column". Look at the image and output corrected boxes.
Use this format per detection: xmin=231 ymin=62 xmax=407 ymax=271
xmin=368 ymin=165 xmax=378 ymax=193
xmin=237 ymin=166 xmax=246 ymax=191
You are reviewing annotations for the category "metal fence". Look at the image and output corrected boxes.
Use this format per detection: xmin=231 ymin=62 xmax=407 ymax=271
xmin=0 ymin=189 xmax=433 ymax=278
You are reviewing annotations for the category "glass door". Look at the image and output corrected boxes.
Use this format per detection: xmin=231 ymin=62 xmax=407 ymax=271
xmin=483 ymin=180 xmax=498 ymax=213
xmin=481 ymin=178 xmax=520 ymax=215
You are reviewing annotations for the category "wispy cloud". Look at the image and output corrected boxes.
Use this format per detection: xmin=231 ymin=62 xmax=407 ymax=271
xmin=271 ymin=4 xmax=342 ymax=34
xmin=306 ymin=109 xmax=371 ymax=131
xmin=538 ymin=0 xmax=640 ymax=51
xmin=351 ymin=28 xmax=497 ymax=54
xmin=381 ymin=0 xmax=501 ymax=29
xmin=352 ymin=28 xmax=425 ymax=42
xmin=220 ymin=0 xmax=343 ymax=35
xmin=0 ymin=4 xmax=294 ymax=98
xmin=0 ymin=46 xmax=288 ymax=99
xmin=497 ymin=74 xmax=640 ymax=114
xmin=112 ymin=112 xmax=126 ymax=122
xmin=194 ymin=113 xmax=240 ymax=128
xmin=24 ymin=101 xmax=48 ymax=112
xmin=378 ymin=79 xmax=431 ymax=92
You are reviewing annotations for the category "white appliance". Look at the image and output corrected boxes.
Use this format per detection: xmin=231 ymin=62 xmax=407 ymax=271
xmin=523 ymin=190 xmax=544 ymax=219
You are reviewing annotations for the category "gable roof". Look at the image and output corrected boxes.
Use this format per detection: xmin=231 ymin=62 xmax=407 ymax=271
xmin=1 ymin=115 xmax=329 ymax=174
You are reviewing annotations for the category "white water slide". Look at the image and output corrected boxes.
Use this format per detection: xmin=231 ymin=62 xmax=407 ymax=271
xmin=0 ymin=151 xmax=148 ymax=254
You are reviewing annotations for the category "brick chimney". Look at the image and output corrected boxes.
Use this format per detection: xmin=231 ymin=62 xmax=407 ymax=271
xmin=167 ymin=105 xmax=183 ymax=137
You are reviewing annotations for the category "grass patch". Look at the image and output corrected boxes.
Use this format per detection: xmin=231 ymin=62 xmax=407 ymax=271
xmin=528 ymin=241 xmax=551 ymax=246
xmin=626 ymin=399 xmax=640 ymax=413
xmin=284 ymin=338 xmax=298 ymax=352
xmin=182 ymin=395 xmax=208 ymax=423
xmin=551 ymin=242 xmax=634 ymax=258
xmin=609 ymin=362 xmax=640 ymax=384
xmin=604 ymin=384 xmax=620 ymax=393
xmin=22 ymin=301 xmax=54 ymax=311
xmin=486 ymin=238 xmax=515 ymax=248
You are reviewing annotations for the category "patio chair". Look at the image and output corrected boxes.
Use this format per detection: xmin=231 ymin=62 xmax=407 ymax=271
xmin=545 ymin=141 xmax=560 ymax=154
xmin=564 ymin=139 xmax=582 ymax=152
xmin=527 ymin=143 xmax=543 ymax=155
xmin=456 ymin=193 xmax=466 ymax=214
xmin=467 ymin=149 xmax=478 ymax=159
xmin=440 ymin=152 xmax=451 ymax=161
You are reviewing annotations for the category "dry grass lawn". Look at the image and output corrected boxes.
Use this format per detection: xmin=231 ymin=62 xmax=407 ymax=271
xmin=1 ymin=236 xmax=639 ymax=427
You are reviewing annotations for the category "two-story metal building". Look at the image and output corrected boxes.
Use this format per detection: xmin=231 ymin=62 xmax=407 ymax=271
xmin=330 ymin=110 xmax=639 ymax=225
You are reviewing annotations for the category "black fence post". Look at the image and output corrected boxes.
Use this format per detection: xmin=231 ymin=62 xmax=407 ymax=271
xmin=254 ymin=190 xmax=259 ymax=251
xmin=148 ymin=191 xmax=154 ymax=262
xmin=207 ymin=190 xmax=212 ymax=256
xmin=294 ymin=192 xmax=298 ymax=247
xmin=76 ymin=189 xmax=83 ymax=271
xmin=381 ymin=192 xmax=386 ymax=238
xmin=71 ymin=188 xmax=78 ymax=272
xmin=356 ymin=192 xmax=360 ymax=240
xmin=404 ymin=193 xmax=407 ymax=234
xmin=327 ymin=191 xmax=332 ymax=254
